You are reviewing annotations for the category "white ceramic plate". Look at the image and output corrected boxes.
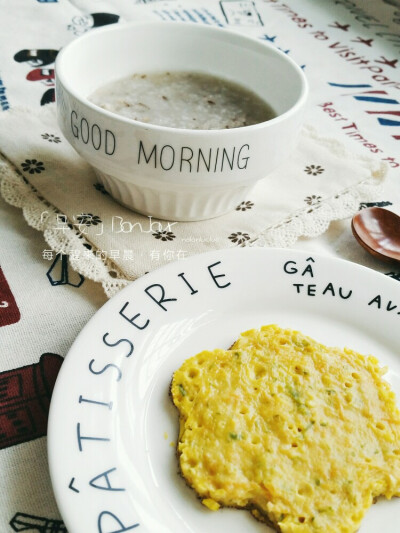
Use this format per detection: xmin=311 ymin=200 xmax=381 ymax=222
xmin=48 ymin=248 xmax=400 ymax=533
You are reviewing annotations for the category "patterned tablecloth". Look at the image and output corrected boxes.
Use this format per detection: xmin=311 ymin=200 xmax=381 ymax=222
xmin=0 ymin=0 xmax=399 ymax=531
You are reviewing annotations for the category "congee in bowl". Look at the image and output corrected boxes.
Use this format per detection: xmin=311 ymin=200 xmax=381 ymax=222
xmin=55 ymin=21 xmax=308 ymax=221
xmin=89 ymin=71 xmax=276 ymax=130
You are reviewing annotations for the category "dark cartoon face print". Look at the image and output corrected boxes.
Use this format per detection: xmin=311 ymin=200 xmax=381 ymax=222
xmin=40 ymin=88 xmax=55 ymax=105
xmin=13 ymin=49 xmax=58 ymax=67
xmin=68 ymin=12 xmax=120 ymax=35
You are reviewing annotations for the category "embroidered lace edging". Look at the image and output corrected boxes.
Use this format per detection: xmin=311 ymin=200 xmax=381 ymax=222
xmin=251 ymin=178 xmax=384 ymax=248
xmin=0 ymin=155 xmax=129 ymax=298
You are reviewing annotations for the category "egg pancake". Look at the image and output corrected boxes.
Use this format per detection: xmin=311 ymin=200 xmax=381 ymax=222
xmin=170 ymin=325 xmax=400 ymax=533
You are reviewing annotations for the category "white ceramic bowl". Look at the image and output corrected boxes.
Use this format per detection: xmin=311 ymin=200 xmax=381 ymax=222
xmin=55 ymin=21 xmax=308 ymax=221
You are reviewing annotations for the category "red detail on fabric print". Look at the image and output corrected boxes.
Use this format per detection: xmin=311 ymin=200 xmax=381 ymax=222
xmin=0 ymin=266 xmax=20 ymax=327
xmin=351 ymin=36 xmax=374 ymax=47
xmin=0 ymin=353 xmax=63 ymax=450
xmin=26 ymin=68 xmax=55 ymax=85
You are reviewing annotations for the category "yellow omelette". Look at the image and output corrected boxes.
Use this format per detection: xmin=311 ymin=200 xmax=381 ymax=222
xmin=170 ymin=325 xmax=400 ymax=533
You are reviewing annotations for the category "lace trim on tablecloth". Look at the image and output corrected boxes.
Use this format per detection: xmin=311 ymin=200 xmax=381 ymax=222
xmin=250 ymin=126 xmax=386 ymax=248
xmin=250 ymin=179 xmax=382 ymax=248
xmin=0 ymin=156 xmax=129 ymax=298
xmin=0 ymin=150 xmax=384 ymax=298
